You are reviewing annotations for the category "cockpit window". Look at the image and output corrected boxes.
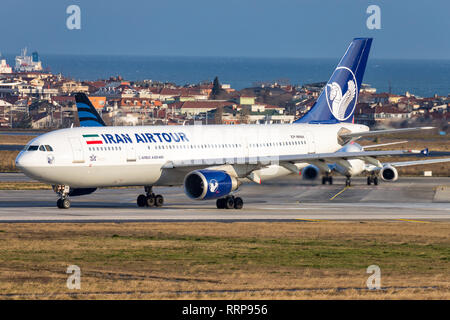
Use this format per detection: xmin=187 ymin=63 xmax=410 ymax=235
xmin=27 ymin=145 xmax=39 ymax=151
xmin=39 ymin=145 xmax=46 ymax=151
xmin=45 ymin=145 xmax=53 ymax=152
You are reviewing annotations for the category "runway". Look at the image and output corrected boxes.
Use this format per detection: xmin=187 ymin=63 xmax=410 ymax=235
xmin=0 ymin=174 xmax=448 ymax=222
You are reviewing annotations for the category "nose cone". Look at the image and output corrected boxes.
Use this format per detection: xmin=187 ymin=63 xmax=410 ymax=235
xmin=15 ymin=151 xmax=25 ymax=170
xmin=15 ymin=151 xmax=38 ymax=178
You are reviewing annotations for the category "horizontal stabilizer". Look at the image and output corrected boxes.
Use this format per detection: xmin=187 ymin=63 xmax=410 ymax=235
xmin=362 ymin=140 xmax=408 ymax=149
xmin=340 ymin=127 xmax=435 ymax=140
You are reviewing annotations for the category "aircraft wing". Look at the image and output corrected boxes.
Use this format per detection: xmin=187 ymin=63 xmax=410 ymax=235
xmin=387 ymin=158 xmax=450 ymax=168
xmin=339 ymin=127 xmax=434 ymax=140
xmin=162 ymin=149 xmax=423 ymax=169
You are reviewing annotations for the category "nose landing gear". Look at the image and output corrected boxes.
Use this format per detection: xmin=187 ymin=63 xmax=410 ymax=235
xmin=54 ymin=185 xmax=71 ymax=209
xmin=137 ymin=186 xmax=164 ymax=208
xmin=321 ymin=173 xmax=333 ymax=185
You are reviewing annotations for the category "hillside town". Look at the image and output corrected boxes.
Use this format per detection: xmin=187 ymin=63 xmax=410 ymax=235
xmin=0 ymin=52 xmax=448 ymax=130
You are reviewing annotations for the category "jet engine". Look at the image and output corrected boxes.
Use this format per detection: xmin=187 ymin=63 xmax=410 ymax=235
xmin=380 ymin=165 xmax=398 ymax=182
xmin=184 ymin=170 xmax=239 ymax=200
xmin=302 ymin=165 xmax=319 ymax=180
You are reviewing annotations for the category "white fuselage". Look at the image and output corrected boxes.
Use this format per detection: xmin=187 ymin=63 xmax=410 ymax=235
xmin=15 ymin=123 xmax=368 ymax=188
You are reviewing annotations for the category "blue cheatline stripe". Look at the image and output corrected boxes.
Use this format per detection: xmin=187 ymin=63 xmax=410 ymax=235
xmin=78 ymin=111 xmax=98 ymax=119
xmin=79 ymin=119 xmax=104 ymax=127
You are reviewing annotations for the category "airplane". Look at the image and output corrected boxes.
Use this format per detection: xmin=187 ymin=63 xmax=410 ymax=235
xmin=299 ymin=141 xmax=450 ymax=186
xmin=14 ymin=38 xmax=450 ymax=209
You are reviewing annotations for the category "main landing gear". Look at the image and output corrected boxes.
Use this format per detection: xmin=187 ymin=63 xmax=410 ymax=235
xmin=345 ymin=176 xmax=352 ymax=187
xmin=322 ymin=174 xmax=333 ymax=185
xmin=216 ymin=195 xmax=244 ymax=209
xmin=137 ymin=186 xmax=164 ymax=208
xmin=367 ymin=175 xmax=379 ymax=186
xmin=54 ymin=185 xmax=71 ymax=209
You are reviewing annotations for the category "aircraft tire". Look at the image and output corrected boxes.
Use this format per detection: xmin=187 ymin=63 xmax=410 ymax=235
xmin=367 ymin=177 xmax=372 ymax=185
xmin=374 ymin=177 xmax=379 ymax=185
xmin=234 ymin=197 xmax=243 ymax=209
xmin=57 ymin=199 xmax=63 ymax=209
xmin=155 ymin=195 xmax=164 ymax=207
xmin=137 ymin=194 xmax=147 ymax=207
xmin=216 ymin=198 xmax=225 ymax=209
xmin=62 ymin=199 xmax=71 ymax=209
xmin=146 ymin=196 xmax=155 ymax=207
xmin=225 ymin=197 xmax=234 ymax=209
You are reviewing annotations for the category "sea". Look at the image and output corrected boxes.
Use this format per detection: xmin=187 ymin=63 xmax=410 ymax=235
xmin=3 ymin=54 xmax=450 ymax=97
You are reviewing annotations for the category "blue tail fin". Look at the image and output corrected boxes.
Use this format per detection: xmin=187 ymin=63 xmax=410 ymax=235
xmin=74 ymin=93 xmax=106 ymax=127
xmin=295 ymin=38 xmax=372 ymax=124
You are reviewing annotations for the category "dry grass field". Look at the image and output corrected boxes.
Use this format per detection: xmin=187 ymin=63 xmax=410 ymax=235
xmin=0 ymin=222 xmax=448 ymax=299
xmin=0 ymin=151 xmax=19 ymax=172
xmin=0 ymin=135 xmax=36 ymax=145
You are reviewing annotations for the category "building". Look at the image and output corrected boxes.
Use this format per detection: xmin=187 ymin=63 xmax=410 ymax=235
xmin=175 ymin=101 xmax=236 ymax=116
xmin=0 ymin=57 xmax=12 ymax=74
xmin=248 ymin=114 xmax=295 ymax=124
xmin=58 ymin=80 xmax=89 ymax=94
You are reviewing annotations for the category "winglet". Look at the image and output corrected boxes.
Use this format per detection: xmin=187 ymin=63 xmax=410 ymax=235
xmin=74 ymin=93 xmax=107 ymax=127
xmin=421 ymin=148 xmax=429 ymax=156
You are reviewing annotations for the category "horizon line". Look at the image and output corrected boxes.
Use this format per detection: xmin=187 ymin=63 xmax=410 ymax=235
xmin=2 ymin=52 xmax=450 ymax=61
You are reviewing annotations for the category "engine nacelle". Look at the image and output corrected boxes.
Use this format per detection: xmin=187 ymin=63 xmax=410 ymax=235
xmin=302 ymin=165 xmax=319 ymax=180
xmin=184 ymin=170 xmax=238 ymax=200
xmin=380 ymin=165 xmax=398 ymax=182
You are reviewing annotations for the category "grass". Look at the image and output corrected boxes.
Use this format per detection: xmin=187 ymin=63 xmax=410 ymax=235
xmin=0 ymin=182 xmax=51 ymax=190
xmin=0 ymin=151 xmax=19 ymax=172
xmin=0 ymin=222 xmax=448 ymax=299
xmin=0 ymin=135 xmax=35 ymax=145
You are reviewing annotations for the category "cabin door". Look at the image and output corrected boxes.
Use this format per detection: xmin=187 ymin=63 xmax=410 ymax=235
xmin=305 ymin=132 xmax=316 ymax=154
xmin=126 ymin=144 xmax=137 ymax=162
xmin=69 ymin=137 xmax=85 ymax=163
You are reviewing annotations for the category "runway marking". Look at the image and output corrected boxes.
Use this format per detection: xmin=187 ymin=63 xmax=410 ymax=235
xmin=394 ymin=219 xmax=430 ymax=224
xmin=260 ymin=207 xmax=322 ymax=210
xmin=329 ymin=186 xmax=350 ymax=200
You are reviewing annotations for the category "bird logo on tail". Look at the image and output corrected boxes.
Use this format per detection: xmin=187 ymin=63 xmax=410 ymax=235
xmin=327 ymin=80 xmax=356 ymax=120
xmin=325 ymin=66 xmax=358 ymax=121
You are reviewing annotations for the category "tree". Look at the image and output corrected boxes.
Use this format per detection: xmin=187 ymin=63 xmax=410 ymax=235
xmin=210 ymin=76 xmax=229 ymax=100
xmin=239 ymin=106 xmax=250 ymax=124
xmin=14 ymin=112 xmax=32 ymax=129
xmin=211 ymin=77 xmax=221 ymax=98
xmin=214 ymin=107 xmax=223 ymax=124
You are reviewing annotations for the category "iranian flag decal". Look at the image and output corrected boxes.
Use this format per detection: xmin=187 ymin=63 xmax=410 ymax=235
xmin=83 ymin=134 xmax=103 ymax=145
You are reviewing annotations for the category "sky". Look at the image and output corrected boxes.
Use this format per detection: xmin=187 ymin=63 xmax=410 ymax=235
xmin=1 ymin=0 xmax=449 ymax=59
